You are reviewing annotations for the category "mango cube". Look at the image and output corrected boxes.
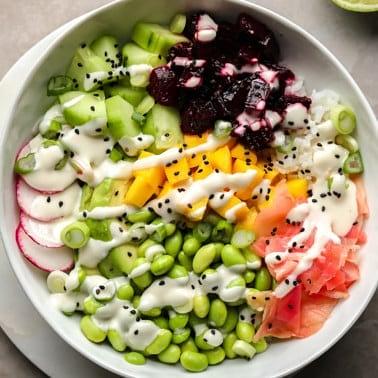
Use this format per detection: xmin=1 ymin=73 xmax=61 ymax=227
xmin=213 ymin=195 xmax=249 ymax=221
xmin=164 ymin=157 xmax=190 ymax=185
xmin=231 ymin=144 xmax=257 ymax=163
xmin=184 ymin=198 xmax=208 ymax=221
xmin=287 ymin=178 xmax=308 ymax=199
xmin=209 ymin=146 xmax=232 ymax=173
xmin=233 ymin=160 xmax=265 ymax=200
xmin=236 ymin=208 xmax=258 ymax=231
xmin=124 ymin=176 xmax=155 ymax=207
xmin=193 ymin=159 xmax=213 ymax=180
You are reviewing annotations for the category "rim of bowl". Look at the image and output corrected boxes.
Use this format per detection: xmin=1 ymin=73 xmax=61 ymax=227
xmin=0 ymin=0 xmax=377 ymax=376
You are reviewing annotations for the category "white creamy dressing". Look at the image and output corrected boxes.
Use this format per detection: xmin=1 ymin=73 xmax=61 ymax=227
xmin=195 ymin=14 xmax=218 ymax=42
xmin=267 ymin=118 xmax=358 ymax=298
xmin=119 ymin=133 xmax=155 ymax=156
xmin=80 ymin=204 xmax=136 ymax=220
xmin=203 ymin=328 xmax=223 ymax=347
xmin=282 ymin=103 xmax=309 ymax=129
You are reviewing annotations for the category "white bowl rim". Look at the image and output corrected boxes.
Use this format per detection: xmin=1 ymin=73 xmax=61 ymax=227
xmin=0 ymin=0 xmax=377 ymax=376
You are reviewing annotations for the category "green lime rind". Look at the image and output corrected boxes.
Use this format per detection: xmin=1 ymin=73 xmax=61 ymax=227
xmin=331 ymin=0 xmax=378 ymax=12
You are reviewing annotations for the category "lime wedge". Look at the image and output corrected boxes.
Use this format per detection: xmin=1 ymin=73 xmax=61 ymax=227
xmin=331 ymin=0 xmax=378 ymax=12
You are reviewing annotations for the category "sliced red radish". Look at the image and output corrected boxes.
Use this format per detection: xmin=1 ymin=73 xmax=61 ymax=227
xmin=16 ymin=179 xmax=81 ymax=221
xmin=20 ymin=211 xmax=74 ymax=248
xmin=16 ymin=224 xmax=74 ymax=272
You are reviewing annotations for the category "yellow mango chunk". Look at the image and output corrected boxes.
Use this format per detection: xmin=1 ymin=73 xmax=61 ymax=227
xmin=258 ymin=187 xmax=275 ymax=210
xmin=184 ymin=198 xmax=208 ymax=221
xmin=233 ymin=160 xmax=265 ymax=200
xmin=193 ymin=159 xmax=213 ymax=180
xmin=187 ymin=152 xmax=205 ymax=168
xmin=213 ymin=196 xmax=249 ymax=221
xmin=236 ymin=208 xmax=258 ymax=231
xmin=157 ymin=181 xmax=173 ymax=199
xmin=287 ymin=178 xmax=308 ymax=199
xmin=164 ymin=157 xmax=190 ymax=185
xmin=184 ymin=133 xmax=208 ymax=148
xmin=209 ymin=146 xmax=232 ymax=173
xmin=124 ymin=176 xmax=155 ymax=207
xmin=134 ymin=151 xmax=165 ymax=194
xmin=257 ymin=162 xmax=280 ymax=184
xmin=231 ymin=144 xmax=257 ymax=164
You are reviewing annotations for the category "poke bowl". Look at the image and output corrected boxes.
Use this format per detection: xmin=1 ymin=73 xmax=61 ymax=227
xmin=1 ymin=0 xmax=377 ymax=377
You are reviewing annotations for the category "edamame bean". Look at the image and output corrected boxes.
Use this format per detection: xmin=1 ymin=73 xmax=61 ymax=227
xmin=252 ymin=338 xmax=268 ymax=353
xmin=135 ymin=296 xmax=160 ymax=317
xmin=124 ymin=351 xmax=146 ymax=365
xmin=193 ymin=244 xmax=216 ymax=274
xmin=244 ymin=271 xmax=256 ymax=284
xmin=107 ymin=329 xmax=127 ymax=352
xmin=158 ymin=344 xmax=181 ymax=364
xmin=169 ymin=312 xmax=189 ymax=330
xmin=131 ymin=258 xmax=153 ymax=289
xmin=204 ymin=213 xmax=223 ymax=226
xmin=137 ymin=239 xmax=156 ymax=257
xmin=180 ymin=351 xmax=208 ymax=372
xmin=211 ymin=220 xmax=233 ymax=243
xmin=150 ymin=219 xmax=167 ymax=242
xmin=165 ymin=223 xmax=176 ymax=236
xmin=227 ymin=276 xmax=246 ymax=289
xmin=164 ymin=230 xmax=183 ymax=257
xmin=172 ymin=327 xmax=191 ymax=344
xmin=223 ymin=332 xmax=237 ymax=359
xmin=153 ymin=316 xmax=169 ymax=329
xmin=231 ymin=229 xmax=255 ymax=249
xmin=177 ymin=251 xmax=193 ymax=271
xmin=194 ymin=332 xmax=215 ymax=351
xmin=168 ymin=264 xmax=188 ymax=279
xmin=117 ymin=283 xmax=134 ymax=301
xmin=127 ymin=208 xmax=155 ymax=223
xmin=80 ymin=316 xmax=107 ymax=343
xmin=151 ymin=254 xmax=175 ymax=276
xmin=254 ymin=267 xmax=272 ymax=291
xmin=181 ymin=338 xmax=198 ymax=353
xmin=220 ymin=307 xmax=238 ymax=333
xmin=221 ymin=244 xmax=246 ymax=267
xmin=242 ymin=249 xmax=262 ymax=270
xmin=193 ymin=222 xmax=212 ymax=243
xmin=236 ymin=322 xmax=255 ymax=343
xmin=183 ymin=237 xmax=201 ymax=256
xmin=145 ymin=329 xmax=172 ymax=355
xmin=232 ymin=340 xmax=256 ymax=360
xmin=208 ymin=299 xmax=227 ymax=328
xmin=213 ymin=242 xmax=224 ymax=262
xmin=204 ymin=347 xmax=225 ymax=365
xmin=83 ymin=297 xmax=103 ymax=315
xmin=111 ymin=244 xmax=138 ymax=274
xmin=193 ymin=294 xmax=210 ymax=318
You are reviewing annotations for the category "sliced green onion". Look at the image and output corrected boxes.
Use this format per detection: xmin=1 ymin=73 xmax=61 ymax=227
xmin=276 ymin=136 xmax=294 ymax=154
xmin=14 ymin=153 xmax=36 ymax=174
xmin=42 ymin=119 xmax=62 ymax=140
xmin=132 ymin=111 xmax=146 ymax=126
xmin=136 ymin=94 xmax=155 ymax=115
xmin=61 ymin=221 xmax=90 ymax=249
xmin=193 ymin=222 xmax=212 ymax=243
xmin=150 ymin=219 xmax=167 ymax=243
xmin=127 ymin=208 xmax=155 ymax=223
xmin=214 ymin=120 xmax=232 ymax=139
xmin=211 ymin=220 xmax=233 ymax=243
xmin=335 ymin=134 xmax=359 ymax=153
xmin=42 ymin=139 xmax=60 ymax=148
xmin=55 ymin=154 xmax=69 ymax=170
xmin=343 ymin=151 xmax=364 ymax=174
xmin=169 ymin=14 xmax=187 ymax=34
xmin=231 ymin=230 xmax=256 ymax=249
xmin=330 ymin=105 xmax=356 ymax=135
xmin=327 ymin=176 xmax=333 ymax=191
xmin=47 ymin=75 xmax=74 ymax=96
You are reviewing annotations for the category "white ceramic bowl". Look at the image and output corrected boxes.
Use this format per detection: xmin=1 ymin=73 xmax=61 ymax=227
xmin=1 ymin=0 xmax=377 ymax=377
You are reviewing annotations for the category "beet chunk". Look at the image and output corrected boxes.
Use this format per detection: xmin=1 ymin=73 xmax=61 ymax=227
xmin=167 ymin=42 xmax=193 ymax=62
xmin=148 ymin=66 xmax=178 ymax=106
xmin=234 ymin=125 xmax=274 ymax=151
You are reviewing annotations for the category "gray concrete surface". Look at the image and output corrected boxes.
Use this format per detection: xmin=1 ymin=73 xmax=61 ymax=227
xmin=0 ymin=1 xmax=377 ymax=377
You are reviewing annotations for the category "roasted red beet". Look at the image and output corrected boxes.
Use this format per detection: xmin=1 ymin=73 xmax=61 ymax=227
xmin=237 ymin=13 xmax=280 ymax=63
xmin=167 ymin=42 xmax=194 ymax=62
xmin=285 ymin=94 xmax=312 ymax=109
xmin=245 ymin=77 xmax=270 ymax=114
xmin=181 ymin=99 xmax=218 ymax=134
xmin=148 ymin=66 xmax=178 ymax=106
xmin=215 ymin=22 xmax=238 ymax=57
xmin=178 ymin=66 xmax=205 ymax=88
xmin=238 ymin=43 xmax=262 ymax=64
xmin=234 ymin=125 xmax=274 ymax=151
xmin=267 ymin=94 xmax=312 ymax=114
xmin=183 ymin=12 xmax=202 ymax=39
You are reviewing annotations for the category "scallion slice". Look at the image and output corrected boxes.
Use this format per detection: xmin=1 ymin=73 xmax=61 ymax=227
xmin=343 ymin=151 xmax=364 ymax=174
xmin=61 ymin=221 xmax=90 ymax=249
xmin=132 ymin=111 xmax=146 ymax=126
xmin=14 ymin=153 xmax=36 ymax=174
xmin=330 ymin=105 xmax=356 ymax=135
xmin=335 ymin=134 xmax=359 ymax=153
xmin=47 ymin=75 xmax=74 ymax=96
xmin=214 ymin=120 xmax=232 ymax=139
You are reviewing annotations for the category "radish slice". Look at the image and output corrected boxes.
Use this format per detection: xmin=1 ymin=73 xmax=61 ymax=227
xmin=20 ymin=211 xmax=74 ymax=248
xmin=16 ymin=179 xmax=81 ymax=221
xmin=16 ymin=224 xmax=74 ymax=272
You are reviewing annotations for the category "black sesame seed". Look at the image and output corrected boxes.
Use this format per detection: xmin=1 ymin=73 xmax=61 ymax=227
xmin=265 ymin=195 xmax=270 ymax=201
xmin=83 ymin=211 xmax=87 ymax=218
xmin=320 ymin=193 xmax=327 ymax=198
xmin=77 ymin=62 xmax=83 ymax=67
xmin=268 ymin=323 xmax=273 ymax=329
xmin=321 ymin=206 xmax=326 ymax=212
xmin=58 ymin=201 xmax=64 ymax=208
xmin=127 ymin=252 xmax=132 ymax=257
xmin=134 ymin=330 xmax=139 ymax=335
xmin=335 ymin=154 xmax=340 ymax=159
xmin=178 ymin=148 xmax=183 ymax=153
xmin=311 ymin=199 xmax=317 ymax=203
xmin=252 ymin=195 xmax=258 ymax=200
xmin=220 ymin=194 xmax=225 ymax=200
xmin=187 ymin=204 xmax=192 ymax=209
xmin=203 ymin=338 xmax=208 ymax=342
xmin=130 ymin=309 xmax=136 ymax=315
xmin=74 ymin=128 xmax=80 ymax=135
xmin=70 ymin=152 xmax=74 ymax=158
xmin=174 ymin=171 xmax=180 ymax=176
xmin=167 ymin=208 xmax=172 ymax=214
xmin=47 ymin=196 xmax=51 ymax=203
xmin=265 ymin=239 xmax=270 ymax=245
xmin=95 ymin=128 xmax=102 ymax=132
xmin=80 ymin=43 xmax=87 ymax=48
xmin=212 ymin=286 xmax=218 ymax=291
xmin=90 ymin=106 xmax=95 ymax=112
xmin=106 ymin=149 xmax=111 ymax=154
xmin=304 ymin=119 xmax=309 ymax=124
xmin=191 ymin=284 xmax=195 ymax=290
xmin=159 ymin=280 xmax=165 ymax=286
xmin=276 ymin=255 xmax=281 ymax=261
xmin=211 ymin=329 xmax=216 ymax=335
xmin=95 ymin=289 xmax=100 ymax=295
xmin=285 ymin=279 xmax=290 ymax=285
xmin=288 ymin=121 xmax=294 ymax=126
xmin=300 ymin=227 xmax=305 ymax=232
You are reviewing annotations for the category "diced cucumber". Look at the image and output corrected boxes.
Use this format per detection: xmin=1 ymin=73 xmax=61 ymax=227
xmin=105 ymin=95 xmax=141 ymax=141
xmin=104 ymin=85 xmax=146 ymax=107
xmin=59 ymin=91 xmax=107 ymax=126
xmin=85 ymin=219 xmax=112 ymax=241
xmin=90 ymin=178 xmax=113 ymax=209
xmin=132 ymin=22 xmax=189 ymax=55
xmin=170 ymin=14 xmax=187 ymax=34
xmin=67 ymin=46 xmax=110 ymax=91
xmin=91 ymin=35 xmax=122 ymax=69
xmin=136 ymin=94 xmax=155 ymax=115
xmin=143 ymin=104 xmax=183 ymax=151
xmin=122 ymin=42 xmax=166 ymax=67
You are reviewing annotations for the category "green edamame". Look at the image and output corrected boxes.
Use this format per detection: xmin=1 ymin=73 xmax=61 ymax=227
xmin=150 ymin=254 xmax=175 ymax=276
xmin=127 ymin=208 xmax=155 ymax=223
xmin=223 ymin=332 xmax=237 ymax=359
xmin=145 ymin=329 xmax=172 ymax=355
xmin=211 ymin=220 xmax=233 ymax=243
xmin=181 ymin=338 xmax=198 ymax=353
xmin=193 ymin=294 xmax=210 ymax=318
xmin=164 ymin=230 xmax=183 ymax=257
xmin=231 ymin=229 xmax=255 ymax=249
xmin=221 ymin=307 xmax=238 ymax=333
xmin=177 ymin=251 xmax=193 ymax=271
xmin=165 ymin=222 xmax=176 ymax=236
xmin=204 ymin=347 xmax=225 ymax=365
xmin=150 ymin=219 xmax=167 ymax=242
xmin=244 ymin=271 xmax=256 ymax=284
xmin=193 ymin=222 xmax=212 ymax=243
xmin=158 ymin=344 xmax=181 ymax=364
xmin=180 ymin=351 xmax=208 ymax=372
xmin=153 ymin=316 xmax=169 ymax=329
xmin=252 ymin=338 xmax=268 ymax=353
xmin=254 ymin=267 xmax=272 ymax=291
xmin=213 ymin=242 xmax=224 ymax=262
xmin=183 ymin=237 xmax=201 ymax=256
xmin=116 ymin=283 xmax=134 ymax=301
xmin=137 ymin=239 xmax=156 ymax=257
xmin=221 ymin=244 xmax=247 ymax=267
xmin=169 ymin=312 xmax=189 ymax=330
xmin=208 ymin=299 xmax=227 ymax=328
xmin=192 ymin=244 xmax=216 ymax=274
xmin=242 ymin=248 xmax=262 ymax=270
xmin=83 ymin=297 xmax=103 ymax=315
xmin=194 ymin=332 xmax=215 ymax=351
xmin=131 ymin=258 xmax=153 ymax=289
xmin=172 ymin=327 xmax=191 ymax=344
xmin=108 ymin=329 xmax=127 ymax=352
xmin=236 ymin=321 xmax=255 ymax=343
xmin=80 ymin=316 xmax=107 ymax=343
xmin=124 ymin=351 xmax=146 ymax=365
xmin=168 ymin=264 xmax=188 ymax=279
